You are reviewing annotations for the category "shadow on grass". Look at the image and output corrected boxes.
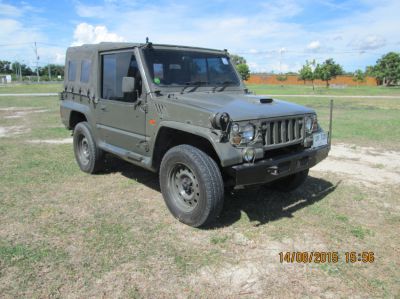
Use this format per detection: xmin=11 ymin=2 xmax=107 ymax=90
xmin=101 ymin=154 xmax=160 ymax=191
xmin=216 ymin=177 xmax=339 ymax=228
xmin=100 ymin=155 xmax=339 ymax=228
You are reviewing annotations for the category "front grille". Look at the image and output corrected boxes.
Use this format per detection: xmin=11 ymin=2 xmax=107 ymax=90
xmin=263 ymin=117 xmax=304 ymax=149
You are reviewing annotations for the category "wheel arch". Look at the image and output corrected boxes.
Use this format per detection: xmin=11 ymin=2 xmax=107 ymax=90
xmin=151 ymin=122 xmax=222 ymax=171
xmin=69 ymin=110 xmax=88 ymax=130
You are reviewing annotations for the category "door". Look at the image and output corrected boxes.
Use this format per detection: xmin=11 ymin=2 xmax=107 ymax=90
xmin=96 ymin=51 xmax=147 ymax=156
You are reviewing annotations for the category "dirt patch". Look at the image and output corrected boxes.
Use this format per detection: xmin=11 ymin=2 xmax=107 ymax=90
xmin=312 ymin=143 xmax=400 ymax=186
xmin=0 ymin=126 xmax=30 ymax=137
xmin=27 ymin=138 xmax=73 ymax=144
xmin=0 ymin=107 xmax=46 ymax=111
xmin=3 ymin=109 xmax=49 ymax=119
xmin=192 ymin=233 xmax=360 ymax=298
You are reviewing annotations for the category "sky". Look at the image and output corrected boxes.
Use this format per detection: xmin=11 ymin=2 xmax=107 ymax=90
xmin=0 ymin=0 xmax=399 ymax=73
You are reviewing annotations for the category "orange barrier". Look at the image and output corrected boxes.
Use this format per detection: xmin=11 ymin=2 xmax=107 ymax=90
xmin=246 ymin=75 xmax=378 ymax=86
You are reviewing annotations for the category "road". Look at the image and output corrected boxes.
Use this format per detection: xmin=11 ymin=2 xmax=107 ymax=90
xmin=0 ymin=93 xmax=58 ymax=97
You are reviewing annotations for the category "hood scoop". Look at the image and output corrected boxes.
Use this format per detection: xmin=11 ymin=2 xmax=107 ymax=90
xmin=259 ymin=98 xmax=273 ymax=104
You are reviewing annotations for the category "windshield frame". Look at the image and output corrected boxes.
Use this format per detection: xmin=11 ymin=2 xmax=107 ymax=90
xmin=139 ymin=45 xmax=246 ymax=94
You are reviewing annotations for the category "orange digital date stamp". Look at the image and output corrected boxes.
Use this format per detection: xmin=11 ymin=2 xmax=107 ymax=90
xmin=279 ymin=251 xmax=375 ymax=263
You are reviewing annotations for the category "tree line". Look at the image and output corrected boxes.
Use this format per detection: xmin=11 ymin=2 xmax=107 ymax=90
xmin=0 ymin=60 xmax=64 ymax=81
xmin=3 ymin=51 xmax=399 ymax=86
xmin=231 ymin=52 xmax=400 ymax=87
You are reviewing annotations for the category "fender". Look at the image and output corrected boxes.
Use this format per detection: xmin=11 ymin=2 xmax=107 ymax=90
xmin=151 ymin=120 xmax=243 ymax=167
xmin=61 ymin=99 xmax=92 ymax=127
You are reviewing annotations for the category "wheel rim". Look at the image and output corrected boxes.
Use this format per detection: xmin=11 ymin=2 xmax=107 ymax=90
xmin=78 ymin=136 xmax=90 ymax=166
xmin=168 ymin=163 xmax=200 ymax=212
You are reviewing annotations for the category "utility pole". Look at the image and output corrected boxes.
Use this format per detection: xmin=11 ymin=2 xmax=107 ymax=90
xmin=15 ymin=61 xmax=19 ymax=81
xmin=34 ymin=42 xmax=40 ymax=82
xmin=48 ymin=64 xmax=51 ymax=81
xmin=279 ymin=48 xmax=285 ymax=74
xmin=19 ymin=63 xmax=22 ymax=81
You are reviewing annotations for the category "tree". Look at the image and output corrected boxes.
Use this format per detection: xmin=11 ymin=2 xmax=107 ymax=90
xmin=230 ymin=54 xmax=246 ymax=66
xmin=230 ymin=54 xmax=250 ymax=81
xmin=315 ymin=58 xmax=343 ymax=87
xmin=365 ymin=65 xmax=382 ymax=85
xmin=39 ymin=64 xmax=64 ymax=78
xmin=298 ymin=60 xmax=316 ymax=90
xmin=276 ymin=74 xmax=287 ymax=86
xmin=236 ymin=63 xmax=250 ymax=81
xmin=11 ymin=62 xmax=34 ymax=77
xmin=352 ymin=69 xmax=366 ymax=86
xmin=0 ymin=60 xmax=12 ymax=74
xmin=372 ymin=52 xmax=400 ymax=86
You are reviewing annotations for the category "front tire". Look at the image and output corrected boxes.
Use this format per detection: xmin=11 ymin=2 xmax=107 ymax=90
xmin=159 ymin=145 xmax=224 ymax=227
xmin=73 ymin=122 xmax=104 ymax=174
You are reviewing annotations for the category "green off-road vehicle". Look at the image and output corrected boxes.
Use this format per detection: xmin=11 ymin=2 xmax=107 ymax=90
xmin=60 ymin=41 xmax=332 ymax=227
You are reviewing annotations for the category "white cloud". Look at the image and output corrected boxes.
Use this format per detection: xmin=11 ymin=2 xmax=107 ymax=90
xmin=307 ymin=41 xmax=321 ymax=50
xmin=3 ymin=0 xmax=398 ymax=72
xmin=0 ymin=2 xmax=21 ymax=17
xmin=350 ymin=35 xmax=386 ymax=50
xmin=75 ymin=3 xmax=105 ymax=18
xmin=55 ymin=53 xmax=65 ymax=64
xmin=70 ymin=0 xmax=400 ymax=72
xmin=71 ymin=23 xmax=126 ymax=46
xmin=260 ymin=0 xmax=303 ymax=18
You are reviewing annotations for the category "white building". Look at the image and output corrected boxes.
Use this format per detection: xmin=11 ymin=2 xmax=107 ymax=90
xmin=0 ymin=75 xmax=12 ymax=84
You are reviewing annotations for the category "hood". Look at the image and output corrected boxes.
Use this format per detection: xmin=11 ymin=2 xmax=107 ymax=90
xmin=174 ymin=92 xmax=314 ymax=121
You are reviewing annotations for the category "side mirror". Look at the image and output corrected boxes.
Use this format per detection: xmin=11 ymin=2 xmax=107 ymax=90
xmin=122 ymin=77 xmax=135 ymax=93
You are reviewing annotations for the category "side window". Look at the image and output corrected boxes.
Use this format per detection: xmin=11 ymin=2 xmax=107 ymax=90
xmin=68 ymin=60 xmax=77 ymax=82
xmin=102 ymin=52 xmax=141 ymax=101
xmin=80 ymin=59 xmax=91 ymax=83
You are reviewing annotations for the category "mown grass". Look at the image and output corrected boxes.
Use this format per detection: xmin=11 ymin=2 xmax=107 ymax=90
xmin=0 ymin=85 xmax=399 ymax=297
xmin=270 ymin=96 xmax=400 ymax=149
xmin=247 ymin=83 xmax=400 ymax=96
xmin=0 ymin=83 xmax=62 ymax=94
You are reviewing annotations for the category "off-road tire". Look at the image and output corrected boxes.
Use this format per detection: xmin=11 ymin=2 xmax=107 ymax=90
xmin=73 ymin=121 xmax=104 ymax=174
xmin=270 ymin=169 xmax=309 ymax=192
xmin=159 ymin=145 xmax=224 ymax=227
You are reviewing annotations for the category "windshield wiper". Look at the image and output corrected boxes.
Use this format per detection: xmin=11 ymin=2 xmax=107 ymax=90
xmin=180 ymin=81 xmax=208 ymax=94
xmin=212 ymin=81 xmax=236 ymax=92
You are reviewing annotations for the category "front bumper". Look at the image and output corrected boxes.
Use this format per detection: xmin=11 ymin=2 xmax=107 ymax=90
xmin=225 ymin=145 xmax=330 ymax=186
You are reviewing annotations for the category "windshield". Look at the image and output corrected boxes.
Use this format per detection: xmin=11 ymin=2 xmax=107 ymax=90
xmin=143 ymin=48 xmax=240 ymax=88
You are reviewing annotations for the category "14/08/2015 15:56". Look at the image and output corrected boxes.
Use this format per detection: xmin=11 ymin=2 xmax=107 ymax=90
xmin=279 ymin=251 xmax=375 ymax=263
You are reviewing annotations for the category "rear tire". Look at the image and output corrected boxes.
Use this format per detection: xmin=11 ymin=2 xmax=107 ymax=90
xmin=159 ymin=145 xmax=224 ymax=227
xmin=270 ymin=169 xmax=309 ymax=192
xmin=73 ymin=122 xmax=104 ymax=174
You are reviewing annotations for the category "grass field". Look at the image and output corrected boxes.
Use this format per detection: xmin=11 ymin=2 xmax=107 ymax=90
xmin=0 ymin=83 xmax=62 ymax=94
xmin=0 ymin=85 xmax=399 ymax=298
xmin=247 ymin=83 xmax=400 ymax=96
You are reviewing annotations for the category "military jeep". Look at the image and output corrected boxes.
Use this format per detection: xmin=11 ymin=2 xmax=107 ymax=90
xmin=60 ymin=42 xmax=331 ymax=227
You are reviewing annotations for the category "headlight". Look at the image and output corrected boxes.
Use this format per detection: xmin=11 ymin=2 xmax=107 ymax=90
xmin=230 ymin=122 xmax=256 ymax=145
xmin=211 ymin=112 xmax=230 ymax=131
xmin=305 ymin=115 xmax=318 ymax=133
xmin=243 ymin=147 xmax=255 ymax=163
xmin=305 ymin=117 xmax=313 ymax=132
xmin=232 ymin=123 xmax=240 ymax=134
xmin=242 ymin=124 xmax=255 ymax=141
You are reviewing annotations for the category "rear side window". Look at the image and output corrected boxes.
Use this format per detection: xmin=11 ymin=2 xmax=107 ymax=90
xmin=80 ymin=59 xmax=91 ymax=83
xmin=68 ymin=60 xmax=77 ymax=81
